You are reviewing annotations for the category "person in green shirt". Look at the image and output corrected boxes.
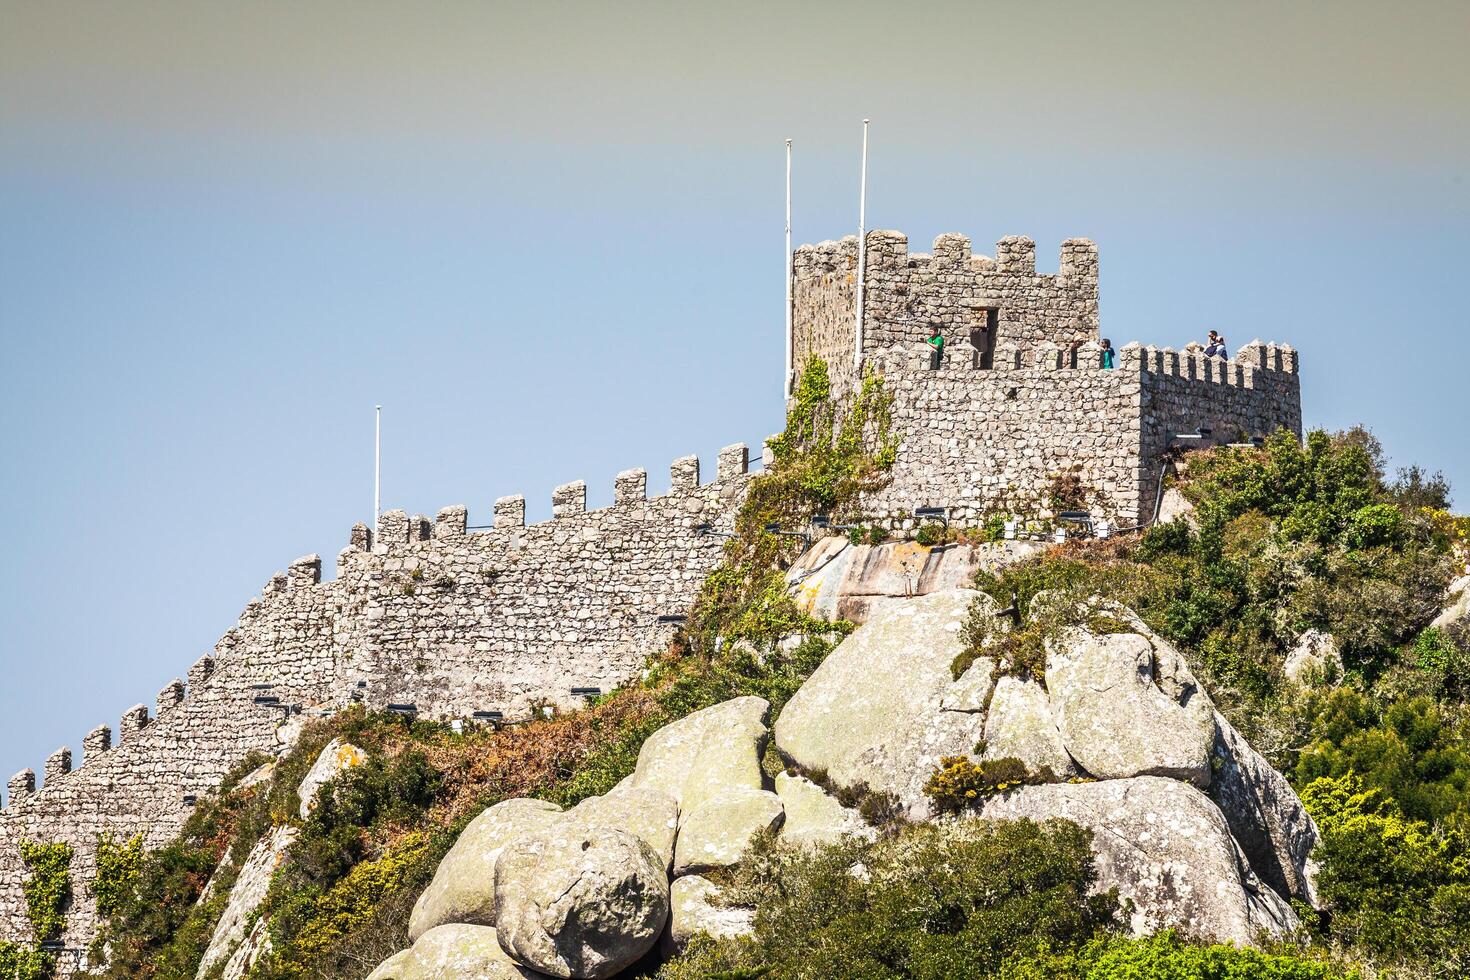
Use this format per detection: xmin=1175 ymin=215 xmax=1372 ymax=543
xmin=1100 ymin=338 xmax=1115 ymax=369
xmin=926 ymin=323 xmax=945 ymax=369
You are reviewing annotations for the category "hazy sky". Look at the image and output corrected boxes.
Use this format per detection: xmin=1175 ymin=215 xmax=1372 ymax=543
xmin=2 ymin=1 xmax=1467 ymax=783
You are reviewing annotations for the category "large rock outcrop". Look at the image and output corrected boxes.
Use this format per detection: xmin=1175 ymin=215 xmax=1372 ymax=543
xmin=1432 ymin=573 xmax=1470 ymax=630
xmin=981 ymin=676 xmax=1077 ymax=777
xmin=297 ymin=738 xmax=368 ymax=819
xmin=774 ymin=771 xmax=874 ymax=849
xmin=672 ymin=787 xmax=784 ymax=876
xmin=663 ymin=875 xmax=755 ymax=955
xmin=1045 ymin=627 xmax=1216 ymax=786
xmin=1208 ymin=712 xmax=1319 ymax=904
xmin=409 ymin=798 xmax=564 ymax=941
xmin=567 ymin=785 xmax=680 ymax=873
xmin=196 ymin=824 xmax=298 ymax=980
xmin=630 ymin=696 xmax=769 ymax=813
xmin=368 ymin=924 xmax=540 ymax=980
xmin=364 ymin=584 xmax=1324 ymax=978
xmin=980 ymin=777 xmax=1297 ymax=944
xmin=494 ymin=825 xmax=670 ymax=979
xmin=774 ymin=588 xmax=994 ymax=818
xmin=199 ymin=738 xmax=368 ymax=980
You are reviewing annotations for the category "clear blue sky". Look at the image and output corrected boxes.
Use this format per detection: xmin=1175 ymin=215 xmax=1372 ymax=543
xmin=2 ymin=1 xmax=1466 ymax=784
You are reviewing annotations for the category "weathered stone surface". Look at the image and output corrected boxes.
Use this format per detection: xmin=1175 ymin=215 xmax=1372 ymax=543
xmin=567 ymin=785 xmax=679 ymax=873
xmin=1209 ymin=712 xmax=1319 ymax=905
xmin=774 ymin=589 xmax=992 ymax=819
xmin=774 ymin=771 xmax=874 ymax=849
xmin=786 ymin=537 xmax=860 ymax=622
xmin=1432 ymin=573 xmax=1470 ymax=630
xmin=631 ymin=696 xmax=769 ymax=813
xmin=196 ymin=824 xmax=298 ymax=979
xmin=982 ymin=676 xmax=1077 ymax=777
xmin=672 ymin=788 xmax=784 ymax=876
xmin=663 ymin=875 xmax=755 ymax=955
xmin=939 ymin=660 xmax=996 ymax=712
xmin=367 ymin=924 xmax=539 ymax=980
xmin=219 ymin=917 xmax=271 ymax=980
xmin=494 ymin=826 xmax=668 ymax=978
xmin=1284 ymin=629 xmax=1343 ymax=685
xmin=787 ymin=539 xmax=1040 ymax=624
xmin=1045 ymin=628 xmax=1216 ymax=786
xmin=1156 ymin=487 xmax=1197 ymax=527
xmin=409 ymin=798 xmax=563 ymax=941
xmin=297 ymin=739 xmax=368 ymax=819
xmin=980 ymin=777 xmax=1297 ymax=945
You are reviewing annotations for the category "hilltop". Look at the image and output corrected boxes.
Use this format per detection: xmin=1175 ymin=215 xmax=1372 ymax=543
xmin=34 ymin=358 xmax=1467 ymax=980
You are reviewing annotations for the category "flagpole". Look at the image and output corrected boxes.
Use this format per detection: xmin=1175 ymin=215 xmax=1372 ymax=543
xmin=374 ymin=405 xmax=381 ymax=530
xmin=784 ymin=138 xmax=793 ymax=399
xmin=854 ymin=119 xmax=869 ymax=373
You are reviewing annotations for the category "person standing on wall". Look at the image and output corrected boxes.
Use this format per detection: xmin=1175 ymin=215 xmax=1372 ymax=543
xmin=1100 ymin=338 xmax=1115 ymax=369
xmin=926 ymin=323 xmax=945 ymax=370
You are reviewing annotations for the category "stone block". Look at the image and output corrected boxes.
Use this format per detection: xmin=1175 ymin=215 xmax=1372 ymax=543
xmin=615 ymin=469 xmax=647 ymax=504
xmin=7 ymin=769 xmax=35 ymax=807
xmin=287 ymin=554 xmax=321 ymax=588
xmin=493 ymin=495 xmax=525 ymax=528
xmin=717 ymin=444 xmax=748 ymax=481
xmin=670 ymin=455 xmax=700 ymax=492
xmin=156 ymin=678 xmax=185 ymax=715
xmin=376 ymin=509 xmax=409 ymax=549
xmin=44 ymin=747 xmax=71 ymax=784
xmin=188 ymin=655 xmax=215 ymax=688
xmin=120 ymin=703 xmax=150 ymax=742
xmin=552 ymin=481 xmax=586 ymax=518
xmin=434 ymin=505 xmax=467 ymax=540
xmin=83 ymin=724 xmax=112 ymax=756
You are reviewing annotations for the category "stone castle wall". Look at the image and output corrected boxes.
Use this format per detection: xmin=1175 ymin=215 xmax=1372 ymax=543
xmin=861 ymin=337 xmax=1302 ymax=526
xmin=0 ymin=444 xmax=758 ymax=953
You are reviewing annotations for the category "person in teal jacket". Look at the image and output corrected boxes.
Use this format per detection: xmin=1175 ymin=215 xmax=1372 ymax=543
xmin=1100 ymin=338 xmax=1116 ymax=369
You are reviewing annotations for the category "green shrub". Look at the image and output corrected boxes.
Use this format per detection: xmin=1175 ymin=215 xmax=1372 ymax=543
xmin=273 ymin=832 xmax=432 ymax=967
xmin=924 ymin=756 xmax=1058 ymax=814
xmin=94 ymin=832 xmax=144 ymax=920
xmin=913 ymin=521 xmax=945 ymax=546
xmin=1344 ymin=503 xmax=1406 ymax=550
xmin=1300 ymin=773 xmax=1470 ymax=974
xmin=690 ymin=356 xmax=894 ymax=659
xmin=0 ymin=943 xmax=48 ymax=980
xmin=1413 ymin=626 xmax=1470 ymax=699
xmin=998 ymin=929 xmax=1359 ymax=979
xmin=19 ymin=839 xmax=72 ymax=944
xmin=1295 ymin=690 xmax=1470 ymax=826
xmin=659 ymin=819 xmax=1119 ymax=980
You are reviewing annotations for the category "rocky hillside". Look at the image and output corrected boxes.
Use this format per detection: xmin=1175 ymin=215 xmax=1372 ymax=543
xmin=37 ymin=360 xmax=1469 ymax=980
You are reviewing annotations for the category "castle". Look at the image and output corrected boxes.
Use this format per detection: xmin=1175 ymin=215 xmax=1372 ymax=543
xmin=0 ymin=229 xmax=1302 ymax=959
xmin=794 ymin=231 xmax=1302 ymax=526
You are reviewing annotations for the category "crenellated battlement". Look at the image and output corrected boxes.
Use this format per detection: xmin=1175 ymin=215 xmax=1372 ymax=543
xmin=1 ymin=662 xmax=224 ymax=809
xmin=353 ymin=442 xmax=757 ymax=554
xmin=868 ymin=336 xmax=1299 ymax=398
xmin=792 ymin=232 xmax=1096 ymax=284
xmin=792 ymin=229 xmax=1102 ymax=393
